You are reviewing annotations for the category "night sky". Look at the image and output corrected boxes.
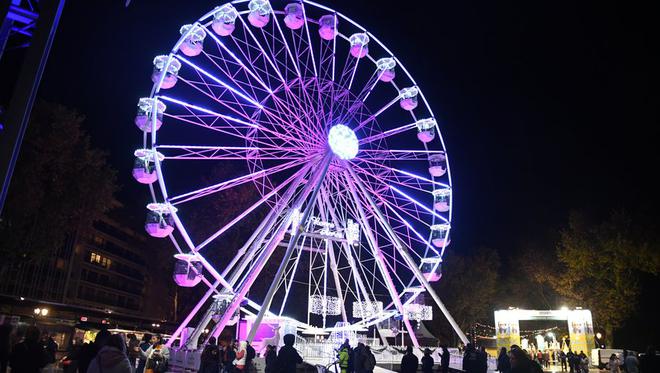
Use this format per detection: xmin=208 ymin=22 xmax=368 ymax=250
xmin=13 ymin=0 xmax=658 ymax=344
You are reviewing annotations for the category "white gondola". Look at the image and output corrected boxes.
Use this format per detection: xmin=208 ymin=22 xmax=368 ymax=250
xmin=145 ymin=203 xmax=177 ymax=238
xmin=432 ymin=188 xmax=451 ymax=212
xmin=376 ymin=57 xmax=396 ymax=82
xmin=415 ymin=118 xmax=436 ymax=143
xmin=430 ymin=224 xmax=450 ymax=248
xmin=212 ymin=4 xmax=239 ymax=36
xmin=349 ymin=33 xmax=369 ymax=58
xmin=179 ymin=24 xmax=207 ymax=57
xmin=284 ymin=3 xmax=304 ymax=30
xmin=248 ymin=0 xmax=271 ymax=28
xmin=132 ymin=149 xmax=164 ymax=184
xmin=428 ymin=153 xmax=447 ymax=177
xmin=173 ymin=253 xmax=203 ymax=287
xmin=318 ymin=15 xmax=336 ymax=40
xmin=134 ymin=97 xmax=166 ymax=133
xmin=151 ymin=55 xmax=182 ymax=89
xmin=420 ymin=257 xmax=442 ymax=282
xmin=399 ymin=87 xmax=419 ymax=111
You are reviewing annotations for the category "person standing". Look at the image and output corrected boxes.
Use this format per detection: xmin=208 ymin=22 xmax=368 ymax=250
xmin=353 ymin=343 xmax=365 ymax=373
xmin=462 ymin=344 xmax=479 ymax=373
xmin=363 ymin=346 xmax=376 ymax=373
xmin=263 ymin=345 xmax=277 ymax=373
xmin=86 ymin=334 xmax=132 ymax=373
xmin=338 ymin=345 xmax=350 ymax=373
xmin=440 ymin=346 xmax=450 ymax=373
xmin=62 ymin=338 xmax=83 ymax=373
xmin=623 ymin=350 xmax=639 ymax=373
xmin=421 ymin=348 xmax=434 ymax=373
xmin=233 ymin=341 xmax=247 ymax=372
xmin=244 ymin=341 xmax=255 ymax=373
xmin=135 ymin=334 xmax=152 ymax=373
xmin=42 ymin=333 xmax=58 ymax=373
xmin=497 ymin=347 xmax=511 ymax=373
xmin=126 ymin=334 xmax=140 ymax=371
xmin=199 ymin=337 xmax=220 ymax=373
xmin=559 ymin=351 xmax=567 ymax=372
xmin=275 ymin=334 xmax=302 ymax=373
xmin=79 ymin=329 xmax=111 ymax=373
xmin=578 ymin=352 xmax=589 ymax=373
xmin=607 ymin=353 xmax=621 ymax=373
xmin=145 ymin=336 xmax=169 ymax=373
xmin=0 ymin=323 xmax=12 ymax=373
xmin=221 ymin=340 xmax=236 ymax=373
xmin=400 ymin=346 xmax=419 ymax=373
xmin=9 ymin=326 xmax=49 ymax=373
xmin=509 ymin=348 xmax=543 ymax=373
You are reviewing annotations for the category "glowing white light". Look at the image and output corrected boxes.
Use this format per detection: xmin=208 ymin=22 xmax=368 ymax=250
xmin=345 ymin=219 xmax=360 ymax=246
xmin=308 ymin=295 xmax=341 ymax=315
xmin=328 ymin=124 xmax=358 ymax=160
xmin=352 ymin=301 xmax=383 ymax=318
xmin=290 ymin=208 xmax=302 ymax=234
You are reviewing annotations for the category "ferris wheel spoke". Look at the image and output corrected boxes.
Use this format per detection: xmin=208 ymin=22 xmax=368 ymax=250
xmin=235 ymin=14 xmax=288 ymax=84
xmin=203 ymin=29 xmax=276 ymax=94
xmin=267 ymin=8 xmax=303 ymax=79
xmin=157 ymin=145 xmax=306 ymax=161
xmin=359 ymin=148 xmax=444 ymax=162
xmin=169 ymin=158 xmax=308 ymax=206
xmin=176 ymin=55 xmax=264 ymax=109
xmin=194 ymin=161 xmax=316 ymax=252
xmin=356 ymin=157 xmax=450 ymax=189
xmin=160 ymin=94 xmax=315 ymax=148
xmin=353 ymin=94 xmax=400 ymax=132
xmin=358 ymin=121 xmax=417 ymax=145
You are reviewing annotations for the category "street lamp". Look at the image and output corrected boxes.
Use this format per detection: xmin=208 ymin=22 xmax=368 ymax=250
xmin=596 ymin=332 xmax=602 ymax=339
xmin=33 ymin=308 xmax=49 ymax=316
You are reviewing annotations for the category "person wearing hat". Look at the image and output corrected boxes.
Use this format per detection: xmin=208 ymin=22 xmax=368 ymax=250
xmin=421 ymin=348 xmax=435 ymax=373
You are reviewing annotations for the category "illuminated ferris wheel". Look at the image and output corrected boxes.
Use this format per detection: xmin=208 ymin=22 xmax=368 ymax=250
xmin=131 ymin=0 xmax=467 ymax=349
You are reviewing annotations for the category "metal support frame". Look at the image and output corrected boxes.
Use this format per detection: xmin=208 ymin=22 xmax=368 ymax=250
xmin=0 ymin=0 xmax=65 ymax=215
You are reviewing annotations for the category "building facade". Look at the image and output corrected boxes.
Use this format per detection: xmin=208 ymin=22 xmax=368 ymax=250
xmin=0 ymin=207 xmax=175 ymax=322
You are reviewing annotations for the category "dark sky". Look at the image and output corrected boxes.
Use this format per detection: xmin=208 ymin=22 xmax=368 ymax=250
xmin=8 ymin=0 xmax=657 ymax=346
xmin=32 ymin=0 xmax=658 ymax=255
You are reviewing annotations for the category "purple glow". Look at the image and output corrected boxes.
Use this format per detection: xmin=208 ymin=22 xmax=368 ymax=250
xmin=389 ymin=185 xmax=449 ymax=223
xmin=175 ymin=55 xmax=263 ymax=108
xmin=159 ymin=95 xmax=259 ymax=128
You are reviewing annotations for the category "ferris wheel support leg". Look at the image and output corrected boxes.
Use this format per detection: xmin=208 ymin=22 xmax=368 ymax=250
xmin=165 ymin=279 xmax=221 ymax=348
xmin=246 ymin=154 xmax=332 ymax=343
xmin=346 ymin=166 xmax=469 ymax=345
xmin=343 ymin=170 xmax=420 ymax=348
xmin=208 ymin=157 xmax=328 ymax=342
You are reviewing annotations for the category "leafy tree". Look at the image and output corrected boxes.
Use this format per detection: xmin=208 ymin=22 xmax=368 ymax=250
xmin=426 ymin=247 xmax=500 ymax=345
xmin=0 ymin=101 xmax=117 ymax=259
xmin=549 ymin=210 xmax=660 ymax=345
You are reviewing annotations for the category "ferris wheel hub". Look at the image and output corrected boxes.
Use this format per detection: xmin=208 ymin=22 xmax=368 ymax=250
xmin=328 ymin=124 xmax=359 ymax=160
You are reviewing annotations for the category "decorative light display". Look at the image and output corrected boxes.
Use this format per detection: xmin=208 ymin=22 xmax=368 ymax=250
xmin=308 ymin=295 xmax=341 ymax=316
xmin=405 ymin=303 xmax=433 ymax=321
xmin=290 ymin=208 xmax=302 ymax=234
xmin=352 ymin=301 xmax=383 ymax=318
xmin=328 ymin=124 xmax=359 ymax=160
xmin=345 ymin=219 xmax=360 ymax=246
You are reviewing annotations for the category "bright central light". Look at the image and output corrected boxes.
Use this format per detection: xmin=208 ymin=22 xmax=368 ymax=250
xmin=328 ymin=124 xmax=358 ymax=160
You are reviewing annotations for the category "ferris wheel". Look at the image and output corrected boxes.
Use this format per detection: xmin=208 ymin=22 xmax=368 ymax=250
xmin=132 ymin=0 xmax=468 ymax=349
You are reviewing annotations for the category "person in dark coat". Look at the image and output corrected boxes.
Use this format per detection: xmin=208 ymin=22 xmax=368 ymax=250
xmin=275 ymin=334 xmax=302 ymax=373
xmin=136 ymin=334 xmax=153 ymax=373
xmin=62 ymin=338 xmax=83 ymax=373
xmin=421 ymin=348 xmax=434 ymax=373
xmin=353 ymin=343 xmax=366 ymax=373
xmin=78 ymin=329 xmax=111 ymax=373
xmin=199 ymin=337 xmax=220 ymax=373
xmin=509 ymin=348 xmax=543 ymax=373
xmin=400 ymin=345 xmax=419 ymax=373
xmin=497 ymin=347 xmax=511 ymax=373
xmin=264 ymin=345 xmax=277 ymax=373
xmin=440 ymin=346 xmax=450 ymax=373
xmin=477 ymin=346 xmax=488 ymax=373
xmin=9 ymin=326 xmax=49 ymax=373
xmin=463 ymin=344 xmax=480 ymax=373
